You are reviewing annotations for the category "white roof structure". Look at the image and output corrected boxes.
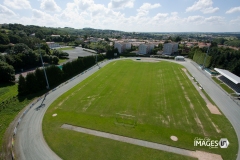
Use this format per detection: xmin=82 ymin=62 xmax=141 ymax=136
xmin=214 ymin=68 xmax=240 ymax=84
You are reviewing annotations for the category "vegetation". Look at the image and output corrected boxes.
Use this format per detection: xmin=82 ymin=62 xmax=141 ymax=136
xmin=18 ymin=55 xmax=105 ymax=95
xmin=0 ymin=61 xmax=15 ymax=83
xmin=57 ymin=47 xmax=74 ymax=51
xmin=43 ymin=60 xmax=237 ymax=160
xmin=212 ymin=77 xmax=234 ymax=94
xmin=189 ymin=45 xmax=240 ymax=76
xmin=192 ymin=51 xmax=211 ymax=68
xmin=224 ymin=40 xmax=240 ymax=47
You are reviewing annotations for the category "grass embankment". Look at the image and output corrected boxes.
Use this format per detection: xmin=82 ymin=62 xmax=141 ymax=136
xmin=212 ymin=77 xmax=235 ymax=94
xmin=57 ymin=47 xmax=74 ymax=51
xmin=58 ymin=58 xmax=68 ymax=64
xmin=0 ymin=83 xmax=47 ymax=158
xmin=43 ymin=60 xmax=237 ymax=160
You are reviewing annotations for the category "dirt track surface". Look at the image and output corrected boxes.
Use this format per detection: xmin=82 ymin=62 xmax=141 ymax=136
xmin=12 ymin=58 xmax=240 ymax=160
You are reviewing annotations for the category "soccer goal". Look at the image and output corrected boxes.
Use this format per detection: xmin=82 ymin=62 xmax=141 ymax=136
xmin=115 ymin=113 xmax=136 ymax=127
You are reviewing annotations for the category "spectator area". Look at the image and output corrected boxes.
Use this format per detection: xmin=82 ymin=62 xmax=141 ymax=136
xmin=215 ymin=68 xmax=240 ymax=94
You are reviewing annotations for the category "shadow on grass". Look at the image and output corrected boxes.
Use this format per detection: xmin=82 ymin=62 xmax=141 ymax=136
xmin=17 ymin=89 xmax=49 ymax=102
xmin=0 ymin=82 xmax=15 ymax=88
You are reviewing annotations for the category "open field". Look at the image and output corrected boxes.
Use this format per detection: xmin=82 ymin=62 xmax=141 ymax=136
xmin=43 ymin=60 xmax=237 ymax=160
xmin=212 ymin=77 xmax=235 ymax=94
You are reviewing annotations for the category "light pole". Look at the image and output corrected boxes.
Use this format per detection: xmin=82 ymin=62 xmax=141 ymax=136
xmin=38 ymin=44 xmax=50 ymax=89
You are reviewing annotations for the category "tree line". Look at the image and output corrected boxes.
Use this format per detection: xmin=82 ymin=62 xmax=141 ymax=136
xmin=18 ymin=55 xmax=105 ymax=95
xmin=189 ymin=44 xmax=240 ymax=76
xmin=0 ymin=43 xmax=61 ymax=73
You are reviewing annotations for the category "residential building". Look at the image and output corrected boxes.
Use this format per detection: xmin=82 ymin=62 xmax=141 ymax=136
xmin=29 ymin=33 xmax=35 ymax=37
xmin=114 ymin=42 xmax=131 ymax=53
xmin=51 ymin=35 xmax=61 ymax=37
xmin=163 ymin=43 xmax=178 ymax=55
xmin=138 ymin=44 xmax=155 ymax=54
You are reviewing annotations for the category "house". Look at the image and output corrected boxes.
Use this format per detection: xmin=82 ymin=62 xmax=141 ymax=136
xmin=51 ymin=35 xmax=61 ymax=37
xmin=175 ymin=56 xmax=185 ymax=61
xmin=29 ymin=33 xmax=35 ymax=37
xmin=163 ymin=43 xmax=178 ymax=55
xmin=138 ymin=44 xmax=155 ymax=54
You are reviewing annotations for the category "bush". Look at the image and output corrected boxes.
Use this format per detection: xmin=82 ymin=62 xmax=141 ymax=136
xmin=0 ymin=61 xmax=15 ymax=83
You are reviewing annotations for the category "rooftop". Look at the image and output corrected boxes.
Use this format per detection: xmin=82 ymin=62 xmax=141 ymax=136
xmin=214 ymin=68 xmax=240 ymax=84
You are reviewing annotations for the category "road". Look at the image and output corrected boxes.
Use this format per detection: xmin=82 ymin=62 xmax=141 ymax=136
xmin=13 ymin=58 xmax=240 ymax=160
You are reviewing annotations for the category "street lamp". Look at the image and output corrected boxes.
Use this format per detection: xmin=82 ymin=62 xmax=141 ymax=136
xmin=38 ymin=44 xmax=50 ymax=89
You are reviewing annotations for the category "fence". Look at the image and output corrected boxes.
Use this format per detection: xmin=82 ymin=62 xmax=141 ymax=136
xmin=9 ymin=59 xmax=111 ymax=159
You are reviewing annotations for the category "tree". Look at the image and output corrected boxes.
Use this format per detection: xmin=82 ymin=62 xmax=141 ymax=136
xmin=41 ymin=43 xmax=51 ymax=55
xmin=25 ymin=72 xmax=39 ymax=93
xmin=12 ymin=43 xmax=30 ymax=54
xmin=158 ymin=43 xmax=163 ymax=50
xmin=8 ymin=34 xmax=21 ymax=44
xmin=18 ymin=74 xmax=27 ymax=95
xmin=174 ymin=36 xmax=182 ymax=42
xmin=35 ymin=31 xmax=44 ymax=40
xmin=52 ymin=56 xmax=59 ymax=64
xmin=0 ymin=33 xmax=10 ymax=45
xmin=0 ymin=61 xmax=15 ymax=83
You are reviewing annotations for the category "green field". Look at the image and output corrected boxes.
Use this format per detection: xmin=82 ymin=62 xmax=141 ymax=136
xmin=58 ymin=58 xmax=68 ymax=64
xmin=57 ymin=47 xmax=75 ymax=51
xmin=43 ymin=60 xmax=237 ymax=160
xmin=212 ymin=77 xmax=234 ymax=94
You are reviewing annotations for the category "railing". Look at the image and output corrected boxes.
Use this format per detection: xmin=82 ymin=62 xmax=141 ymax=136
xmin=10 ymin=60 xmax=108 ymax=159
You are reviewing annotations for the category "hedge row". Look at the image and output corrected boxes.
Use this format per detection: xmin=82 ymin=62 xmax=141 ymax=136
xmin=18 ymin=55 xmax=105 ymax=95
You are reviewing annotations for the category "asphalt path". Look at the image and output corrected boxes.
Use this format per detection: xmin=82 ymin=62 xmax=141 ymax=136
xmin=14 ymin=58 xmax=240 ymax=160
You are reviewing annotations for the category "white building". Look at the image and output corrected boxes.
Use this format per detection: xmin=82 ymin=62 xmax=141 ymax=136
xmin=138 ymin=44 xmax=155 ymax=54
xmin=163 ymin=43 xmax=178 ymax=55
xmin=46 ymin=42 xmax=60 ymax=49
xmin=175 ymin=56 xmax=185 ymax=61
xmin=114 ymin=42 xmax=131 ymax=53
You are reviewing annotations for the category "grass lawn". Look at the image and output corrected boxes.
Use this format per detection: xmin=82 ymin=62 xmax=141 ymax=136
xmin=0 ymin=83 xmax=17 ymax=102
xmin=58 ymin=58 xmax=68 ymax=64
xmin=57 ymin=47 xmax=75 ymax=51
xmin=43 ymin=60 xmax=237 ymax=160
xmin=212 ymin=77 xmax=235 ymax=94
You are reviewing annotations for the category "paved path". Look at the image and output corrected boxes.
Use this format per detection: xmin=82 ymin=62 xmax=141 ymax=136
xmin=13 ymin=58 xmax=240 ymax=160
xmin=62 ymin=124 xmax=222 ymax=160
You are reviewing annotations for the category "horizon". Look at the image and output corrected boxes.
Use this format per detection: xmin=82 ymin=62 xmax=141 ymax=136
xmin=0 ymin=0 xmax=240 ymax=32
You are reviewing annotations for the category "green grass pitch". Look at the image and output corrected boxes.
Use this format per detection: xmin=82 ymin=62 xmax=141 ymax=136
xmin=43 ymin=60 xmax=237 ymax=160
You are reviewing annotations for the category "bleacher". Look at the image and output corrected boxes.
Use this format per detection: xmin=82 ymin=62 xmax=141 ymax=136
xmin=218 ymin=76 xmax=240 ymax=93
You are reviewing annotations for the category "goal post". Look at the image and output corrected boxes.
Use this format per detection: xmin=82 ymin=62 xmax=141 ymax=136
xmin=115 ymin=113 xmax=136 ymax=127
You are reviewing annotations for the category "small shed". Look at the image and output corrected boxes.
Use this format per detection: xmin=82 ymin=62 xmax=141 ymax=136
xmin=175 ymin=56 xmax=185 ymax=61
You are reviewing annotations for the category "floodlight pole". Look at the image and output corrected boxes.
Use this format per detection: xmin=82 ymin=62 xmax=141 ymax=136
xmin=38 ymin=44 xmax=50 ymax=89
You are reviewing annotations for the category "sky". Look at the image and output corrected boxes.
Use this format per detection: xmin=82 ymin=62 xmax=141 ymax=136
xmin=0 ymin=0 xmax=240 ymax=32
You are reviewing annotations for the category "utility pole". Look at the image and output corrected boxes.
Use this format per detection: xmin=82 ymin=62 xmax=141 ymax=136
xmin=38 ymin=44 xmax=50 ymax=89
